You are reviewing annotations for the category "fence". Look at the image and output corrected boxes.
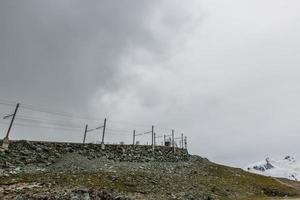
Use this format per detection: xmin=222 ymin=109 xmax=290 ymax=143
xmin=0 ymin=99 xmax=188 ymax=150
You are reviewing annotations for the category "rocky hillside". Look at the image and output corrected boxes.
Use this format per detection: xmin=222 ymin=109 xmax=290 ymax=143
xmin=0 ymin=140 xmax=189 ymax=172
xmin=1 ymin=140 xmax=300 ymax=200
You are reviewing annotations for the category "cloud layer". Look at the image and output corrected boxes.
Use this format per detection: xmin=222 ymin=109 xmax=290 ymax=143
xmin=1 ymin=0 xmax=300 ymax=167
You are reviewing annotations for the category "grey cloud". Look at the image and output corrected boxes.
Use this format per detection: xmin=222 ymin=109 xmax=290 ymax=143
xmin=0 ymin=0 xmax=175 ymax=113
xmin=2 ymin=0 xmax=300 ymax=168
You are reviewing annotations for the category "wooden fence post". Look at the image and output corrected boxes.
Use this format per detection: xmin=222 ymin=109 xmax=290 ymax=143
xmin=152 ymin=125 xmax=154 ymax=151
xmin=83 ymin=124 xmax=88 ymax=144
xmin=101 ymin=118 xmax=107 ymax=149
xmin=181 ymin=133 xmax=184 ymax=149
xmin=172 ymin=129 xmax=175 ymax=153
xmin=133 ymin=129 xmax=135 ymax=145
xmin=5 ymin=103 xmax=20 ymax=139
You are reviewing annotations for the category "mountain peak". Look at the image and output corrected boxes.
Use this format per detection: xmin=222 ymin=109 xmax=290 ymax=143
xmin=245 ymin=156 xmax=300 ymax=181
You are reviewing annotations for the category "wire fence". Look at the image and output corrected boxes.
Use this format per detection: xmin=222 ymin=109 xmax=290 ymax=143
xmin=0 ymin=99 xmax=187 ymax=150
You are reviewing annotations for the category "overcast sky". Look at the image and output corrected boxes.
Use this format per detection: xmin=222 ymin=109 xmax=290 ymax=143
xmin=1 ymin=0 xmax=300 ymax=167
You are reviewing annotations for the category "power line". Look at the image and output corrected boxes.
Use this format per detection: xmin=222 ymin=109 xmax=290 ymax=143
xmin=1 ymin=113 xmax=85 ymax=130
xmin=0 ymin=102 xmax=16 ymax=107
xmin=135 ymin=133 xmax=144 ymax=136
xmin=16 ymin=114 xmax=103 ymax=129
xmin=109 ymin=120 xmax=151 ymax=128
xmin=13 ymin=117 xmax=83 ymax=130
xmin=155 ymin=134 xmax=164 ymax=139
xmin=0 ymin=98 xmax=18 ymax=104
xmin=16 ymin=114 xmax=83 ymax=124
xmin=20 ymin=104 xmax=104 ymax=121
xmin=105 ymin=130 xmax=131 ymax=135
xmin=0 ymin=121 xmax=82 ymax=132
xmin=0 ymin=98 xmax=177 ymax=139
xmin=0 ymin=98 xmax=103 ymax=121
xmin=155 ymin=126 xmax=173 ymax=131
xmin=106 ymin=128 xmax=131 ymax=133
xmin=109 ymin=120 xmax=173 ymax=132
xmin=86 ymin=125 xmax=104 ymax=133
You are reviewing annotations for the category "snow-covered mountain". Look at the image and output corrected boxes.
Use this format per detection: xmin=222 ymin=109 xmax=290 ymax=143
xmin=245 ymin=156 xmax=300 ymax=181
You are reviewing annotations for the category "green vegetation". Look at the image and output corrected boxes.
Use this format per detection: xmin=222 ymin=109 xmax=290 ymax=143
xmin=1 ymin=158 xmax=299 ymax=199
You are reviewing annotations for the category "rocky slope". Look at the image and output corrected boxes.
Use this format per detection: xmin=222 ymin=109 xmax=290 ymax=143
xmin=0 ymin=140 xmax=189 ymax=166
xmin=1 ymin=141 xmax=300 ymax=200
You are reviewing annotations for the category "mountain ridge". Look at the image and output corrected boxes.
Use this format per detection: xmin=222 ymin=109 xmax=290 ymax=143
xmin=245 ymin=156 xmax=300 ymax=181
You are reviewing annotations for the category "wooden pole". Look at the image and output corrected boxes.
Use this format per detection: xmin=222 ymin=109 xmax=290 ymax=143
xmin=181 ymin=133 xmax=184 ymax=149
xmin=5 ymin=103 xmax=20 ymax=139
xmin=172 ymin=129 xmax=175 ymax=153
xmin=152 ymin=125 xmax=154 ymax=151
xmin=133 ymin=130 xmax=135 ymax=145
xmin=101 ymin=118 xmax=107 ymax=149
xmin=83 ymin=124 xmax=88 ymax=144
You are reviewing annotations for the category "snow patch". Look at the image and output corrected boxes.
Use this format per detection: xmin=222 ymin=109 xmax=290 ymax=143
xmin=245 ymin=156 xmax=300 ymax=181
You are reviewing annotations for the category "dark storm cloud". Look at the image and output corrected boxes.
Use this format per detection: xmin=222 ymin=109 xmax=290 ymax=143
xmin=0 ymin=0 xmax=201 ymax=154
xmin=2 ymin=0 xmax=300 ymax=168
xmin=0 ymin=0 xmax=171 ymax=112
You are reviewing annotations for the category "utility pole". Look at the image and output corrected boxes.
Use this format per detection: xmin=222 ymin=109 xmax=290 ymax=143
xmin=2 ymin=103 xmax=20 ymax=150
xmin=5 ymin=103 xmax=20 ymax=139
xmin=163 ymin=134 xmax=166 ymax=146
xmin=154 ymin=132 xmax=156 ymax=146
xmin=133 ymin=129 xmax=136 ymax=145
xmin=101 ymin=118 xmax=107 ymax=149
xmin=151 ymin=125 xmax=154 ymax=151
xmin=172 ymin=129 xmax=175 ymax=153
xmin=181 ymin=133 xmax=184 ymax=149
xmin=184 ymin=136 xmax=187 ymax=149
xmin=83 ymin=124 xmax=88 ymax=144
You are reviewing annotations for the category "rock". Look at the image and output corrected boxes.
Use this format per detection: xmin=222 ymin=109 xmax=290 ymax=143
xmin=0 ymin=140 xmax=190 ymax=177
